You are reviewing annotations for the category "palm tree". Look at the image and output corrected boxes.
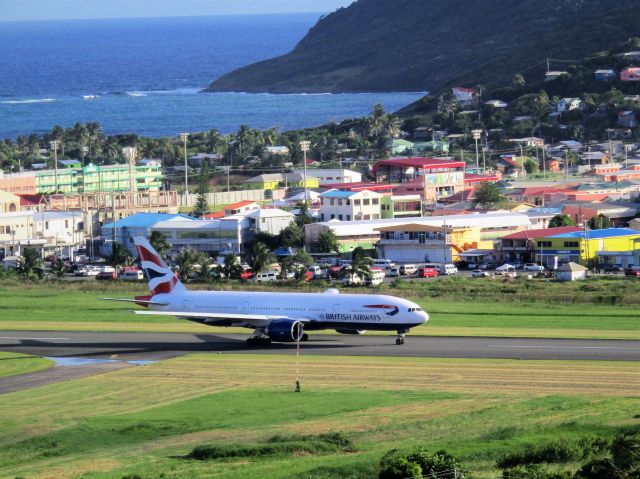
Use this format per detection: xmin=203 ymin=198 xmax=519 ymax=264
xmin=223 ymin=253 xmax=242 ymax=279
xmin=175 ymin=249 xmax=198 ymax=282
xmin=109 ymin=243 xmax=133 ymax=270
xmin=195 ymin=252 xmax=213 ymax=282
xmin=149 ymin=231 xmax=171 ymax=258
xmin=52 ymin=258 xmax=66 ymax=279
xmin=251 ymin=242 xmax=276 ymax=274
xmin=340 ymin=247 xmax=372 ymax=284
xmin=16 ymin=247 xmax=44 ymax=280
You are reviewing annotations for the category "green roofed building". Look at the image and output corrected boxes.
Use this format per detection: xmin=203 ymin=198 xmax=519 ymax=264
xmin=35 ymin=162 xmax=162 ymax=194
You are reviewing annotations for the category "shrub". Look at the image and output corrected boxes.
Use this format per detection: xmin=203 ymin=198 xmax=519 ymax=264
xmin=501 ymin=464 xmax=573 ymax=479
xmin=497 ymin=437 xmax=609 ymax=469
xmin=379 ymin=447 xmax=466 ymax=479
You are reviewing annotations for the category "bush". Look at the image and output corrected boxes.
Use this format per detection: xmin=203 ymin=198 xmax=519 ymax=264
xmin=497 ymin=437 xmax=609 ymax=469
xmin=501 ymin=464 xmax=573 ymax=479
xmin=379 ymin=447 xmax=466 ymax=479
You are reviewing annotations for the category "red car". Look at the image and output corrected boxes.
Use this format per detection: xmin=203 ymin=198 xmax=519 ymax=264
xmin=416 ymin=267 xmax=439 ymax=278
xmin=239 ymin=271 xmax=254 ymax=280
xmin=624 ymin=268 xmax=640 ymax=277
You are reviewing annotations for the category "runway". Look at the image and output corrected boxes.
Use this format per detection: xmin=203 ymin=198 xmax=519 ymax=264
xmin=1 ymin=330 xmax=639 ymax=362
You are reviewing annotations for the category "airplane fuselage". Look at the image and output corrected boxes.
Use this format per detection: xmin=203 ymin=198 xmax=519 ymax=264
xmin=149 ymin=289 xmax=428 ymax=332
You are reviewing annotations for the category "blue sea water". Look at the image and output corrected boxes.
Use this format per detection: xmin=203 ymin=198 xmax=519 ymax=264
xmin=0 ymin=15 xmax=425 ymax=139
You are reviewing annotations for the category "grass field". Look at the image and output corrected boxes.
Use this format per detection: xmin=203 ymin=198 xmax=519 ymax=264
xmin=0 ymin=281 xmax=638 ymax=339
xmin=0 ymin=352 xmax=53 ymax=378
xmin=0 ymin=354 xmax=638 ymax=479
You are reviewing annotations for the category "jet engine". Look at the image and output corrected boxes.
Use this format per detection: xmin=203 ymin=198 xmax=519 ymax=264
xmin=266 ymin=319 xmax=304 ymax=342
xmin=335 ymin=329 xmax=366 ymax=335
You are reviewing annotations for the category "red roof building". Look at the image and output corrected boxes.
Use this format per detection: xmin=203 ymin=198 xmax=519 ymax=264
xmin=499 ymin=226 xmax=583 ymax=263
xmin=373 ymin=157 xmax=466 ymax=202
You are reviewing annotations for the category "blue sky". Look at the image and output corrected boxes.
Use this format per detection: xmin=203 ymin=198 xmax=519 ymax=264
xmin=1 ymin=0 xmax=355 ymax=21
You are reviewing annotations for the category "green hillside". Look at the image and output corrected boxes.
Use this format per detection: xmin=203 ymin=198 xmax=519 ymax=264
xmin=206 ymin=0 xmax=640 ymax=94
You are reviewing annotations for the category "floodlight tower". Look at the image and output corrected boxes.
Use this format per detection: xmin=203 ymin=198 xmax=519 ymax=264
xmin=122 ymin=146 xmax=138 ymax=193
xmin=471 ymin=129 xmax=482 ymax=173
xmin=300 ymin=140 xmax=311 ymax=205
xmin=49 ymin=140 xmax=60 ymax=193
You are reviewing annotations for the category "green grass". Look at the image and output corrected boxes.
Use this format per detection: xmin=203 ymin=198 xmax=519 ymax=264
xmin=0 ymin=352 xmax=53 ymax=378
xmin=0 ymin=280 xmax=638 ymax=339
xmin=0 ymin=354 xmax=637 ymax=479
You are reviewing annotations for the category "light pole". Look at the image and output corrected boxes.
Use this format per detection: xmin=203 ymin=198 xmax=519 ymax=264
xmin=49 ymin=140 xmax=60 ymax=193
xmin=300 ymin=140 xmax=311 ymax=205
xmin=471 ymin=129 xmax=482 ymax=173
xmin=122 ymin=146 xmax=138 ymax=193
xmin=179 ymin=132 xmax=189 ymax=205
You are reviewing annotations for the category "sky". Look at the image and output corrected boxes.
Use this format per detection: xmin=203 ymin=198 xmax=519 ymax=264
xmin=0 ymin=0 xmax=355 ymax=22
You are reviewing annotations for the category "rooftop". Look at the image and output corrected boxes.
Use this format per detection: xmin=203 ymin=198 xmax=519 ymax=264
xmin=500 ymin=226 xmax=582 ymax=240
xmin=102 ymin=213 xmax=193 ymax=229
xmin=549 ymin=228 xmax=640 ymax=240
xmin=373 ymin=157 xmax=466 ymax=172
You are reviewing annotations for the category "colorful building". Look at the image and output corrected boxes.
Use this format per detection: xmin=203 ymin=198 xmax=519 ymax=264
xmin=3 ymin=163 xmax=162 ymax=195
xmin=534 ymin=228 xmax=640 ymax=268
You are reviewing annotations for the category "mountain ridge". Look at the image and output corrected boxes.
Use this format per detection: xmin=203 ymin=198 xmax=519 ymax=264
xmin=205 ymin=0 xmax=640 ymax=94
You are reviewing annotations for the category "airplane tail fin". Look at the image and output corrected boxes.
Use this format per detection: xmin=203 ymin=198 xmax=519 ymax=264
xmin=133 ymin=236 xmax=186 ymax=296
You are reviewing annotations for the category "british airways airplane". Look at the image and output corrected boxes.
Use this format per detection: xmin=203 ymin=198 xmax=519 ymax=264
xmin=104 ymin=237 xmax=428 ymax=345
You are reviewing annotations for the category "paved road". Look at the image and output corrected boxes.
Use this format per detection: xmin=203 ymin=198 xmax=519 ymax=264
xmin=1 ymin=330 xmax=639 ymax=362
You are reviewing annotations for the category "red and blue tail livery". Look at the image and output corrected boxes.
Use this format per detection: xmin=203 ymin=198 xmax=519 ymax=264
xmin=134 ymin=236 xmax=185 ymax=295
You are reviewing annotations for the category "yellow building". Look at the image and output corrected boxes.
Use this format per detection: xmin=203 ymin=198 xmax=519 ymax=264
xmin=0 ymin=191 xmax=20 ymax=213
xmin=535 ymin=228 xmax=640 ymax=268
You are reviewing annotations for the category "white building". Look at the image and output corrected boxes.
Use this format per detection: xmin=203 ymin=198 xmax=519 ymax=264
xmin=293 ymin=168 xmax=362 ymax=185
xmin=319 ymin=189 xmax=383 ymax=222
xmin=557 ymin=98 xmax=582 ymax=113
xmin=243 ymin=208 xmax=295 ymax=236
xmin=0 ymin=211 xmax=85 ymax=259
xmin=305 ymin=212 xmax=532 ymax=254
xmin=150 ymin=217 xmax=252 ymax=256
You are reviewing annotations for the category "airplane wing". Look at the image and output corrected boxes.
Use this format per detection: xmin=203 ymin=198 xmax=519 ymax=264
xmin=133 ymin=310 xmax=309 ymax=326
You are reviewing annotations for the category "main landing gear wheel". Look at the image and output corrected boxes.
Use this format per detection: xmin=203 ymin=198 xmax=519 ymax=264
xmin=301 ymin=333 xmax=309 ymax=342
xmin=246 ymin=337 xmax=272 ymax=346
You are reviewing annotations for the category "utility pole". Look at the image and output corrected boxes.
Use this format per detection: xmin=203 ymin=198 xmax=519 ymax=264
xmin=564 ymin=148 xmax=569 ymax=182
xmin=50 ymin=140 xmax=60 ymax=193
xmin=472 ymin=129 xmax=482 ymax=173
xmin=482 ymin=146 xmax=487 ymax=173
xmin=542 ymin=144 xmax=546 ymax=179
xmin=300 ymin=140 xmax=311 ymax=205
xmin=179 ymin=132 xmax=189 ymax=206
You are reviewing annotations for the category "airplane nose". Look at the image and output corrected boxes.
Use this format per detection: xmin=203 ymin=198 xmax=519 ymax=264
xmin=421 ymin=311 xmax=429 ymax=324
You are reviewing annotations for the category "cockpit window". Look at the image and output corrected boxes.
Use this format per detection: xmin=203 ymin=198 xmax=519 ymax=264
xmin=408 ymin=307 xmax=422 ymax=312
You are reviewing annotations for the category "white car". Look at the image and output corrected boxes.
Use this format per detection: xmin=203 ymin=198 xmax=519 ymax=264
xmin=471 ymin=269 xmax=491 ymax=278
xmin=255 ymin=271 xmax=278 ymax=283
xmin=524 ymin=263 xmax=545 ymax=272
xmin=387 ymin=267 xmax=400 ymax=277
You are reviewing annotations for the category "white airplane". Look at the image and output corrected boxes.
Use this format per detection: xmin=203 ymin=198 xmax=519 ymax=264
xmin=104 ymin=236 xmax=428 ymax=345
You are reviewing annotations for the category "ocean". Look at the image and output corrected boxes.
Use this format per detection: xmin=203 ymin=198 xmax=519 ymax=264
xmin=0 ymin=15 xmax=425 ymax=139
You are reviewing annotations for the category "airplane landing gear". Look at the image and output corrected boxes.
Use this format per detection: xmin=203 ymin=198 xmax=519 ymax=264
xmin=301 ymin=333 xmax=309 ymax=342
xmin=247 ymin=328 xmax=271 ymax=346
xmin=246 ymin=336 xmax=272 ymax=346
xmin=395 ymin=333 xmax=405 ymax=345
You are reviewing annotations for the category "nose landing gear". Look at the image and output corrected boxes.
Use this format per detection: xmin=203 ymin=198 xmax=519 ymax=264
xmin=395 ymin=332 xmax=406 ymax=345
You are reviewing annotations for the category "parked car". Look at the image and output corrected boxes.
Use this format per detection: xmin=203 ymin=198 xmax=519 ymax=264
xmin=365 ymin=268 xmax=386 ymax=286
xmin=399 ymin=264 xmax=417 ymax=275
xmin=478 ymin=261 xmax=494 ymax=270
xmin=82 ymin=266 xmax=100 ymax=277
xmin=120 ymin=270 xmax=144 ymax=281
xmin=512 ymin=262 xmax=524 ymax=270
xmin=471 ymin=269 xmax=491 ymax=278
xmin=328 ymin=265 xmax=344 ymax=279
xmin=601 ymin=264 xmax=622 ymax=273
xmin=239 ymin=270 xmax=254 ymax=280
xmin=255 ymin=271 xmax=278 ymax=283
xmin=438 ymin=264 xmax=458 ymax=275
xmin=387 ymin=266 xmax=400 ymax=277
xmin=416 ymin=267 xmax=439 ymax=278
xmin=372 ymin=259 xmax=395 ymax=270
xmin=524 ymin=263 xmax=545 ymax=272
xmin=624 ymin=267 xmax=640 ymax=277
xmin=308 ymin=265 xmax=329 ymax=280
xmin=96 ymin=270 xmax=117 ymax=280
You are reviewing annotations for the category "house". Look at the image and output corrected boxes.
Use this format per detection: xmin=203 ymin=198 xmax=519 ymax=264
xmin=381 ymin=195 xmax=423 ymax=219
xmin=621 ymin=68 xmax=640 ymax=82
xmin=412 ymin=140 xmax=450 ymax=154
xmin=263 ymin=146 xmax=290 ymax=156
xmin=222 ymin=201 xmax=261 ymax=216
xmin=292 ymin=168 xmax=362 ymax=186
xmin=243 ymin=208 xmax=295 ymax=236
xmin=0 ymin=191 xmax=21 ymax=213
xmin=244 ymin=173 xmax=318 ymax=190
xmin=508 ymin=137 xmax=545 ymax=148
xmin=1 ymin=211 xmax=85 ymax=259
xmin=557 ymin=98 xmax=582 ymax=113
xmin=618 ymin=111 xmax=637 ymax=128
xmin=595 ymin=69 xmax=616 ymax=81
xmin=373 ymin=157 xmax=466 ymax=202
xmin=556 ymin=262 xmax=588 ymax=281
xmin=452 ymin=87 xmax=478 ymax=107
xmin=413 ymin=127 xmax=431 ymax=141
xmin=390 ymin=139 xmax=414 ymax=155
xmin=545 ymin=71 xmax=569 ymax=81
xmin=319 ymin=189 xmax=383 ymax=222
xmin=495 ymin=156 xmax=526 ymax=176
xmin=580 ymin=151 xmax=609 ymax=166
xmin=138 ymin=158 xmax=162 ymax=168
xmin=188 ymin=153 xmax=222 ymax=166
